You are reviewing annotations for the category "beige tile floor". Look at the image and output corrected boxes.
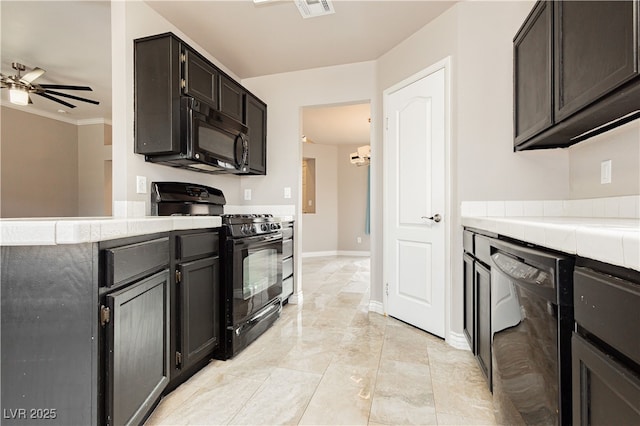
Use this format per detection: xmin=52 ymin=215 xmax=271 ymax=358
xmin=145 ymin=256 xmax=496 ymax=426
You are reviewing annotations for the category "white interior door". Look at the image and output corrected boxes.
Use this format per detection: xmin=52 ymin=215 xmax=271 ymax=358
xmin=383 ymin=66 xmax=446 ymax=337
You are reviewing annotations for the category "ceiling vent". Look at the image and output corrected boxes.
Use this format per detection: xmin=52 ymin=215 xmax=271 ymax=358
xmin=295 ymin=0 xmax=335 ymax=19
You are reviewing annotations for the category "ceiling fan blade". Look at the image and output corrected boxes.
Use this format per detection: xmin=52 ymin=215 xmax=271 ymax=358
xmin=44 ymin=90 xmax=99 ymax=105
xmin=20 ymin=67 xmax=45 ymax=84
xmin=38 ymin=84 xmax=92 ymax=91
xmin=34 ymin=92 xmax=76 ymax=109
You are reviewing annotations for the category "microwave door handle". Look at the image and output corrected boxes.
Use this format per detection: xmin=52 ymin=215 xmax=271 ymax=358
xmin=234 ymin=134 xmax=248 ymax=169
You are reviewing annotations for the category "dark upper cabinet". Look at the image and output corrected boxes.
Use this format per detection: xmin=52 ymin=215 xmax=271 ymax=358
xmin=246 ymin=93 xmax=267 ymax=175
xmin=184 ymin=48 xmax=219 ymax=109
xmin=554 ymin=1 xmax=638 ymax=121
xmin=134 ymin=35 xmax=182 ymax=155
xmin=135 ymin=33 xmax=268 ymax=175
xmin=514 ymin=0 xmax=554 ymax=146
xmin=514 ymin=0 xmax=640 ymax=150
xmin=220 ymin=75 xmax=245 ymax=123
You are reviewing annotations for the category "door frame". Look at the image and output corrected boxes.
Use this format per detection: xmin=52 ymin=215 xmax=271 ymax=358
xmin=382 ymin=56 xmax=454 ymax=344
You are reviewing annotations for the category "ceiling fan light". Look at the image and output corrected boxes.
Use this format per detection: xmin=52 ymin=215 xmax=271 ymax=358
xmin=9 ymin=87 xmax=29 ymax=106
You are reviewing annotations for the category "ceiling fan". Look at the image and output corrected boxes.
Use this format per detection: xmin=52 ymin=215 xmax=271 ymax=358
xmin=0 ymin=62 xmax=99 ymax=109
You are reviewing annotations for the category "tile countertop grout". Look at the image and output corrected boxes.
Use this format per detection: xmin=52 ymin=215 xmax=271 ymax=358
xmin=461 ymin=215 xmax=640 ymax=272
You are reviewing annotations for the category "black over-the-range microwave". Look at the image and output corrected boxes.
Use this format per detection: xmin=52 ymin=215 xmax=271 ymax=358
xmin=137 ymin=96 xmax=249 ymax=174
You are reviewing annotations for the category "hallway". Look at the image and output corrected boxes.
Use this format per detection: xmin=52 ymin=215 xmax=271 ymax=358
xmin=146 ymin=256 xmax=496 ymax=425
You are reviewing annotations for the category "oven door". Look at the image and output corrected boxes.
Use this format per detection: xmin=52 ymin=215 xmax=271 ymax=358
xmin=231 ymin=233 xmax=282 ymax=323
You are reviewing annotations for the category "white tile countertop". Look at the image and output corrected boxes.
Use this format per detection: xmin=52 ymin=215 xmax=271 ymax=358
xmin=461 ymin=196 xmax=640 ymax=271
xmin=0 ymin=216 xmax=222 ymax=246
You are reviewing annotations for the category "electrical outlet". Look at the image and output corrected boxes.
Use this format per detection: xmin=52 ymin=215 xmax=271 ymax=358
xmin=284 ymin=187 xmax=292 ymax=199
xmin=357 ymin=237 xmax=362 ymax=244
xmin=136 ymin=176 xmax=147 ymax=194
xmin=601 ymin=160 xmax=612 ymax=184
xmin=244 ymin=189 xmax=252 ymax=201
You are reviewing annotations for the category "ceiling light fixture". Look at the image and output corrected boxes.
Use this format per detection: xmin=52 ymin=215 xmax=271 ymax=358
xmin=295 ymin=0 xmax=335 ymax=19
xmin=9 ymin=86 xmax=29 ymax=106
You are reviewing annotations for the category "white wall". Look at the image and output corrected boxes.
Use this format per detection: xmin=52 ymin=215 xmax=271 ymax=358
xmin=78 ymin=122 xmax=112 ymax=216
xmin=1 ymin=106 xmax=79 ymax=217
xmin=337 ymin=145 xmax=371 ymax=253
xmin=111 ymin=1 xmax=242 ymax=216
xmin=568 ymin=119 xmax=640 ymax=199
xmin=301 ymin=143 xmax=338 ymax=253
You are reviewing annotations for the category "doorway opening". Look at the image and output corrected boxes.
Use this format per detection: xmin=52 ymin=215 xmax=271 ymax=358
xmin=300 ymin=101 xmax=372 ymax=258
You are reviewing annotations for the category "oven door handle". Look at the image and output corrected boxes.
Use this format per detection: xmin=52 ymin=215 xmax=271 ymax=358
xmin=248 ymin=300 xmax=281 ymax=325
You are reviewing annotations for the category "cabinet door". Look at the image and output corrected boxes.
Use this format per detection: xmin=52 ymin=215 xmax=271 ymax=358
xmin=463 ymin=253 xmax=475 ymax=353
xmin=184 ymin=49 xmax=219 ymax=108
xmin=220 ymin=75 xmax=245 ymax=123
xmin=106 ymin=270 xmax=169 ymax=426
xmin=177 ymin=256 xmax=220 ymax=371
xmin=572 ymin=334 xmax=640 ymax=426
xmin=246 ymin=94 xmax=267 ymax=175
xmin=476 ymin=262 xmax=492 ymax=390
xmin=554 ymin=1 xmax=639 ymax=121
xmin=514 ymin=0 xmax=554 ymax=146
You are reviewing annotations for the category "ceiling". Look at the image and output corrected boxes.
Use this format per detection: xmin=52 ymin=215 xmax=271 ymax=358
xmin=147 ymin=0 xmax=457 ymax=79
xmin=302 ymin=102 xmax=371 ymax=146
xmin=1 ymin=0 xmax=455 ymax=131
xmin=1 ymin=1 xmax=112 ymax=122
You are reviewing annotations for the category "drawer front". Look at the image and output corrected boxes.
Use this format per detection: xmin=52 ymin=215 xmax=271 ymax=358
xmin=474 ymin=235 xmax=492 ymax=266
xmin=282 ymin=257 xmax=293 ymax=279
xmin=105 ymin=237 xmax=170 ymax=288
xmin=282 ymin=227 xmax=293 ymax=240
xmin=282 ymin=239 xmax=293 ymax=259
xmin=574 ymin=266 xmax=640 ymax=365
xmin=177 ymin=232 xmax=219 ymax=260
xmin=463 ymin=230 xmax=474 ymax=253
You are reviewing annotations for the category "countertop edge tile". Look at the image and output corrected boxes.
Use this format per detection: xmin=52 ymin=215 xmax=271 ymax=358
xmin=0 ymin=216 xmax=223 ymax=246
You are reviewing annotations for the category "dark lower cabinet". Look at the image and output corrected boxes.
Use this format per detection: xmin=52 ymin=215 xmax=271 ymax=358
xmin=176 ymin=256 xmax=220 ymax=371
xmin=105 ymin=270 xmax=170 ymax=426
xmin=462 ymin=230 xmax=492 ymax=390
xmin=463 ymin=253 xmax=475 ymax=352
xmin=170 ymin=230 xmax=221 ymax=385
xmin=572 ymin=334 xmax=640 ymax=426
xmin=573 ymin=263 xmax=640 ymax=425
xmin=475 ymin=262 xmax=492 ymax=389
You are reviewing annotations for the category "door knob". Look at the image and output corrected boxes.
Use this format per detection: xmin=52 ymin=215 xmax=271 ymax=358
xmin=421 ymin=214 xmax=442 ymax=223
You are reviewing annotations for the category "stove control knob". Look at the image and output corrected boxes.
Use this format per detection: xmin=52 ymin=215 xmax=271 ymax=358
xmin=251 ymin=224 xmax=257 ymax=233
xmin=240 ymin=224 xmax=249 ymax=235
xmin=261 ymin=224 xmax=268 ymax=232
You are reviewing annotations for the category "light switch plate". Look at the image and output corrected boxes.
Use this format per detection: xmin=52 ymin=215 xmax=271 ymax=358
xmin=136 ymin=176 xmax=147 ymax=194
xmin=601 ymin=160 xmax=612 ymax=184
xmin=244 ymin=189 xmax=252 ymax=201
xmin=284 ymin=187 xmax=292 ymax=199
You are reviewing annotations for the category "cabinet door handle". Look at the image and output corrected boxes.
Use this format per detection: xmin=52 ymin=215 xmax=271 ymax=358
xmin=421 ymin=214 xmax=442 ymax=223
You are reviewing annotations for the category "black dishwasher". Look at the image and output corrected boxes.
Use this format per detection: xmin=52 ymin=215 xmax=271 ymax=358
xmin=489 ymin=239 xmax=574 ymax=425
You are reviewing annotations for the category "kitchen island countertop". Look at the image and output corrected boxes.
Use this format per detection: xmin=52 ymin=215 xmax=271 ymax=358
xmin=0 ymin=216 xmax=222 ymax=246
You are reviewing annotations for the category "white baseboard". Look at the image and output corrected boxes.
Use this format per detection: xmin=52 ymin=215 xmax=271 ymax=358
xmin=302 ymin=250 xmax=370 ymax=258
xmin=337 ymin=251 xmax=370 ymax=257
xmin=368 ymin=300 xmax=384 ymax=315
xmin=287 ymin=291 xmax=303 ymax=305
xmin=447 ymin=331 xmax=471 ymax=351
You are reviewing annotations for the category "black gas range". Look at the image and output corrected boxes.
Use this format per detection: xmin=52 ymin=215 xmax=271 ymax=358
xmin=151 ymin=182 xmax=283 ymax=360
